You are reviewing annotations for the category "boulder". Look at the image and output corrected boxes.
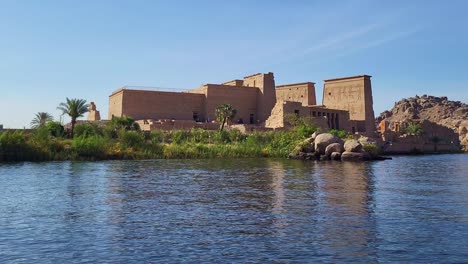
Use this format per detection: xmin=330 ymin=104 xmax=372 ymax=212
xmin=314 ymin=133 xmax=341 ymax=155
xmin=358 ymin=136 xmax=377 ymax=146
xmin=310 ymin=131 xmax=322 ymax=140
xmin=330 ymin=152 xmax=341 ymax=161
xmin=325 ymin=143 xmax=344 ymax=156
xmin=344 ymin=139 xmax=362 ymax=152
xmin=341 ymin=151 xmax=372 ymax=161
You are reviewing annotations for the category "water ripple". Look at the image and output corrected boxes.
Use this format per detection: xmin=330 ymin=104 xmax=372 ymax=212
xmin=0 ymin=155 xmax=468 ymax=263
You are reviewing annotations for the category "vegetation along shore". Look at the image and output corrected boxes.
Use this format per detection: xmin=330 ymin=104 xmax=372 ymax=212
xmin=0 ymin=98 xmax=322 ymax=161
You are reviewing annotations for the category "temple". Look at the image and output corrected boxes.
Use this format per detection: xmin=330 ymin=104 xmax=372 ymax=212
xmin=106 ymin=72 xmax=375 ymax=133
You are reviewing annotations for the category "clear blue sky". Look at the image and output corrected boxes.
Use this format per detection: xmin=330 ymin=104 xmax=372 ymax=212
xmin=1 ymin=0 xmax=467 ymax=128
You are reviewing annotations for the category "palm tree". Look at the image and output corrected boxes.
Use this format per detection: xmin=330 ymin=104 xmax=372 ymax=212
xmin=215 ymin=104 xmax=237 ymax=131
xmin=405 ymin=122 xmax=424 ymax=136
xmin=57 ymin=98 xmax=89 ymax=138
xmin=30 ymin=112 xmax=53 ymax=129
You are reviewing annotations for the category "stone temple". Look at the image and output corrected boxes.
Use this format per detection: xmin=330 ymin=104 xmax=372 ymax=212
xmin=106 ymin=72 xmax=375 ymax=133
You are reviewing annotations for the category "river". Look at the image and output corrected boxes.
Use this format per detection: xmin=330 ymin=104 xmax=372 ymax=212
xmin=1 ymin=154 xmax=467 ymax=263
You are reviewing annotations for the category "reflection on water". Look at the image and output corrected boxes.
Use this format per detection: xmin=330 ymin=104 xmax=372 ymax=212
xmin=0 ymin=155 xmax=468 ymax=263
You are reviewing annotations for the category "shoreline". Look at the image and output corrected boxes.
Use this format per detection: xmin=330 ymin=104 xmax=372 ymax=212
xmin=0 ymin=150 xmax=465 ymax=163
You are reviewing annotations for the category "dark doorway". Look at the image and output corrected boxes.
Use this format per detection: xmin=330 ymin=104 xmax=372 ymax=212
xmin=250 ymin=114 xmax=255 ymax=124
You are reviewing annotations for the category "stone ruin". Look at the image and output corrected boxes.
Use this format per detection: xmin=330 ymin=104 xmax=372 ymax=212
xmin=87 ymin=102 xmax=101 ymax=121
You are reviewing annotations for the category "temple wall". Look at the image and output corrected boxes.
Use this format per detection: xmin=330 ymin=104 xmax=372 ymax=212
xmin=276 ymin=82 xmax=316 ymax=106
xmin=323 ymin=76 xmax=374 ymax=133
xmin=243 ymin=73 xmax=277 ymax=123
xmin=109 ymin=89 xmax=205 ymax=121
xmin=108 ymin=72 xmax=374 ymax=132
xmin=108 ymin=89 xmax=124 ymax=119
xmin=203 ymin=84 xmax=258 ymax=124
xmin=265 ymin=101 xmax=351 ymax=131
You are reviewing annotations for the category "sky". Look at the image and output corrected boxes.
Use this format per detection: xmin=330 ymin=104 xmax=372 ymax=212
xmin=0 ymin=0 xmax=467 ymax=128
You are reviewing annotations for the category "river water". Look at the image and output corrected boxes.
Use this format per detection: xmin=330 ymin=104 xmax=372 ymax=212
xmin=1 ymin=155 xmax=467 ymax=263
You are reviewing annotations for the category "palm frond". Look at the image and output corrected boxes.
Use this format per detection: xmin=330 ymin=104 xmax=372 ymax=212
xmin=30 ymin=112 xmax=53 ymax=129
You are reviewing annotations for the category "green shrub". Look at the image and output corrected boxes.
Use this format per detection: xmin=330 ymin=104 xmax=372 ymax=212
xmin=103 ymin=125 xmax=118 ymax=139
xmin=0 ymin=130 xmax=26 ymax=149
xmin=31 ymin=126 xmax=51 ymax=145
xmin=190 ymin=128 xmax=211 ymax=144
xmin=267 ymin=131 xmax=303 ymax=157
xmin=74 ymin=123 xmax=103 ymax=138
xmin=213 ymin=130 xmax=231 ymax=144
xmin=296 ymin=125 xmax=316 ymax=138
xmin=72 ymin=136 xmax=108 ymax=159
xmin=0 ymin=130 xmax=47 ymax=161
xmin=110 ymin=116 xmax=139 ymax=130
xmin=46 ymin=121 xmax=65 ymax=138
xmin=245 ymin=131 xmax=274 ymax=146
xmin=171 ymin=130 xmax=191 ymax=144
xmin=328 ymin=129 xmax=348 ymax=139
xmin=119 ymin=130 xmax=145 ymax=149
xmin=150 ymin=130 xmax=165 ymax=144
xmin=284 ymin=114 xmax=318 ymax=137
xmin=362 ymin=144 xmax=383 ymax=157
xmin=227 ymin=129 xmax=246 ymax=143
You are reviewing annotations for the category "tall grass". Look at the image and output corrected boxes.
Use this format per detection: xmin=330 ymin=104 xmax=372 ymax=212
xmin=0 ymin=130 xmax=49 ymax=161
xmin=72 ymin=136 xmax=109 ymax=160
xmin=0 ymin=121 xmax=313 ymax=161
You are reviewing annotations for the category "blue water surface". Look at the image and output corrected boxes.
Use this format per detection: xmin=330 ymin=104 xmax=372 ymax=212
xmin=1 ymin=155 xmax=467 ymax=263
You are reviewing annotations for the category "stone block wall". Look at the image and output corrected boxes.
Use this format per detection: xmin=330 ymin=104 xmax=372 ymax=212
xmin=265 ymin=101 xmax=351 ymax=131
xmin=276 ymin=82 xmax=316 ymax=106
xmin=109 ymin=89 xmax=205 ymax=121
xmin=323 ymin=75 xmax=374 ymax=133
xmin=191 ymin=84 xmax=258 ymax=123
xmin=243 ymin=73 xmax=277 ymax=123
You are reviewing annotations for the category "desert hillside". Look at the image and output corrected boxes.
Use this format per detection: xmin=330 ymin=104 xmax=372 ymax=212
xmin=377 ymin=95 xmax=468 ymax=148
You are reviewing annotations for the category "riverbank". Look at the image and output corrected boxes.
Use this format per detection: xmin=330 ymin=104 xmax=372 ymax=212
xmin=1 ymin=121 xmax=464 ymax=162
xmin=0 ymin=125 xmax=309 ymax=162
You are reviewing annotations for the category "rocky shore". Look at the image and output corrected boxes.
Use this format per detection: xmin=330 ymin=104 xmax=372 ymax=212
xmin=288 ymin=131 xmax=391 ymax=161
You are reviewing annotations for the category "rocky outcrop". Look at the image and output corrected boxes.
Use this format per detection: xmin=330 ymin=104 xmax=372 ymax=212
xmin=325 ymin=143 xmax=344 ymax=156
xmin=330 ymin=152 xmax=341 ymax=160
xmin=289 ymin=132 xmax=390 ymax=161
xmin=314 ymin=133 xmax=341 ymax=155
xmin=378 ymin=95 xmax=468 ymax=151
xmin=341 ymin=151 xmax=371 ymax=161
xmin=344 ymin=139 xmax=362 ymax=152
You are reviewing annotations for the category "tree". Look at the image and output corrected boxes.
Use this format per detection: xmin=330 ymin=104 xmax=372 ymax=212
xmin=215 ymin=104 xmax=237 ymax=131
xmin=110 ymin=116 xmax=140 ymax=131
xmin=57 ymin=98 xmax=89 ymax=138
xmin=284 ymin=113 xmax=318 ymax=137
xmin=30 ymin=112 xmax=53 ymax=129
xmin=405 ymin=122 xmax=424 ymax=136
